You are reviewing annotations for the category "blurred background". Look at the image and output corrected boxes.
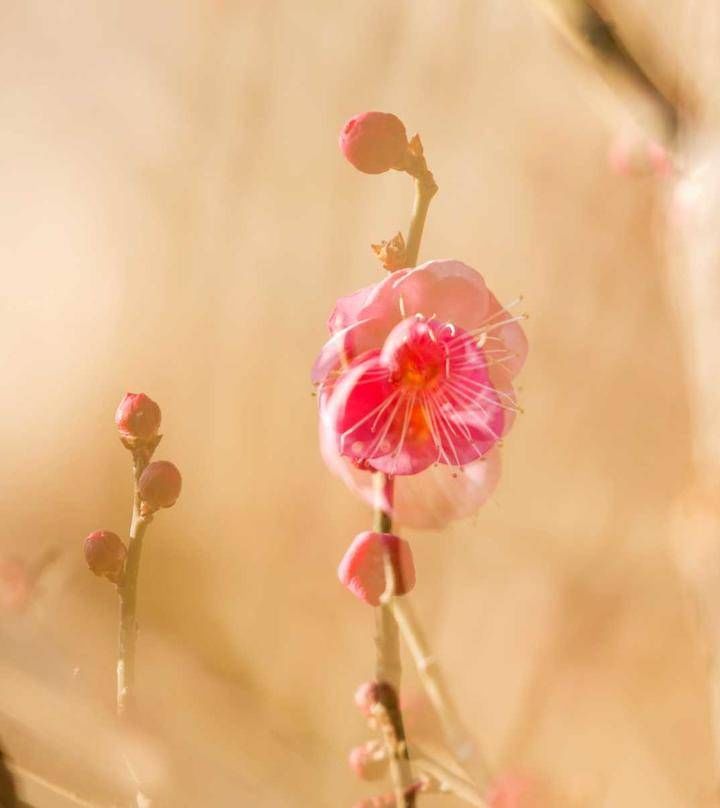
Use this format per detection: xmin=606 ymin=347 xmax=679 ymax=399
xmin=0 ymin=0 xmax=715 ymax=805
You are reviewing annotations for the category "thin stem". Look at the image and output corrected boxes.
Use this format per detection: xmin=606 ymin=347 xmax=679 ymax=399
xmin=392 ymin=597 xmax=489 ymax=779
xmin=411 ymin=748 xmax=488 ymax=808
xmin=117 ymin=454 xmax=153 ymax=721
xmin=117 ymin=513 xmax=151 ymax=719
xmin=116 ymin=451 xmax=156 ymax=808
xmin=373 ymin=472 xmax=414 ymax=807
xmin=404 ymin=171 xmax=438 ymax=270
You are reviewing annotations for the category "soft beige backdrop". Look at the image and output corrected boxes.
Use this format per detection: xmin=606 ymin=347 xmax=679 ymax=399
xmin=0 ymin=1 xmax=712 ymax=805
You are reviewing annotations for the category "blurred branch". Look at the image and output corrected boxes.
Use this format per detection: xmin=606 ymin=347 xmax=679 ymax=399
xmin=410 ymin=746 xmax=488 ymax=807
xmin=9 ymin=761 xmax=120 ymax=808
xmin=392 ymin=597 xmax=489 ymax=778
xmin=528 ymin=0 xmax=681 ymax=142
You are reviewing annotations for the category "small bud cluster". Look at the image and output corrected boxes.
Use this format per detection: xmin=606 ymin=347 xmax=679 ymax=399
xmin=83 ymin=392 xmax=182 ymax=586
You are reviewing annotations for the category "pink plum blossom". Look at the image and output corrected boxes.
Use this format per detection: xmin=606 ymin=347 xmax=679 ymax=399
xmin=313 ymin=259 xmax=526 ymax=526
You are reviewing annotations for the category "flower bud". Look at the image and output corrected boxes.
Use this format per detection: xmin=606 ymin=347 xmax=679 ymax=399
xmin=348 ymin=742 xmax=387 ymax=781
xmin=486 ymin=774 xmax=539 ymax=807
xmin=0 ymin=557 xmax=32 ymax=611
xmin=338 ymin=531 xmax=415 ymax=606
xmin=138 ymin=461 xmax=182 ymax=511
xmin=339 ymin=111 xmax=408 ymax=174
xmin=115 ymin=393 xmax=161 ymax=440
xmin=84 ymin=530 xmax=127 ymax=584
xmin=354 ymin=681 xmax=381 ymax=716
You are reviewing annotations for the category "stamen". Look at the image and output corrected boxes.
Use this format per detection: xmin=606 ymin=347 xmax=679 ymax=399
xmin=365 ymin=393 xmax=405 ymax=459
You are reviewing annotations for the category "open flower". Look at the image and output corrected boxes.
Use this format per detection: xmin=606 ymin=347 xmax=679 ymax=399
xmin=312 ymin=259 xmax=526 ymax=526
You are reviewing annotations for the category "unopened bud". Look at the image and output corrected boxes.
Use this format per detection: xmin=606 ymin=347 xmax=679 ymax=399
xmin=339 ymin=111 xmax=408 ymax=175
xmin=354 ymin=681 xmax=381 ymax=716
xmin=338 ymin=531 xmax=415 ymax=606
xmin=348 ymin=741 xmax=387 ymax=781
xmin=138 ymin=461 xmax=182 ymax=511
xmin=84 ymin=530 xmax=127 ymax=584
xmin=115 ymin=393 xmax=161 ymax=440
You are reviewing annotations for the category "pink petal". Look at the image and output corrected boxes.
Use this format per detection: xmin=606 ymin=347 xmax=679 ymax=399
xmin=329 ymin=352 xmax=399 ymax=462
xmin=485 ymin=291 xmax=528 ymax=378
xmin=328 ymin=282 xmax=379 ymax=334
xmin=319 ymin=409 xmax=502 ymax=529
xmin=311 ymin=318 xmax=377 ymax=385
xmin=394 ymin=450 xmax=502 ymax=529
xmin=327 ymin=350 xmax=439 ymax=475
xmin=392 ymin=259 xmax=492 ymax=330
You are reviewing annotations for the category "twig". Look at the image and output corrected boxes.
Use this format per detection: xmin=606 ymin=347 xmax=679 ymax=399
xmin=528 ymin=0 xmax=681 ymax=142
xmin=373 ymin=472 xmax=415 ymax=807
xmin=392 ymin=597 xmax=488 ymax=778
xmin=410 ymin=748 xmax=488 ymax=808
xmin=8 ymin=761 xmax=122 ymax=808
xmin=116 ymin=454 xmax=153 ymax=721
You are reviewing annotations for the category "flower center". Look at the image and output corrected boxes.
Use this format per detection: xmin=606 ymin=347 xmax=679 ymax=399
xmin=381 ymin=316 xmax=448 ymax=391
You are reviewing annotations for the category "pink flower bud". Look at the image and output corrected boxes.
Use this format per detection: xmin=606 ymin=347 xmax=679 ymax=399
xmin=348 ymin=741 xmax=387 ymax=781
xmin=338 ymin=531 xmax=415 ymax=606
xmin=115 ymin=393 xmax=161 ymax=440
xmin=84 ymin=530 xmax=127 ymax=584
xmin=354 ymin=681 xmax=381 ymax=716
xmin=138 ymin=461 xmax=182 ymax=510
xmin=339 ymin=111 xmax=408 ymax=174
xmin=486 ymin=774 xmax=538 ymax=808
xmin=0 ymin=557 xmax=33 ymax=611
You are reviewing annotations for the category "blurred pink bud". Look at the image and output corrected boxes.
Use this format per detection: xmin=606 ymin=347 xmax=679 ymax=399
xmin=353 ymin=781 xmax=423 ymax=807
xmin=340 ymin=111 xmax=408 ymax=174
xmin=138 ymin=461 xmax=182 ymax=511
xmin=115 ymin=393 xmax=161 ymax=440
xmin=84 ymin=530 xmax=127 ymax=584
xmin=348 ymin=741 xmax=388 ymax=781
xmin=486 ymin=774 xmax=537 ymax=807
xmin=0 ymin=557 xmax=33 ymax=612
xmin=338 ymin=531 xmax=415 ymax=606
xmin=354 ymin=681 xmax=382 ymax=716
xmin=608 ymin=131 xmax=674 ymax=178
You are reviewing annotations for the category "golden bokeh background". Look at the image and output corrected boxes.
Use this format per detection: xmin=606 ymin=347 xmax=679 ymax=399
xmin=0 ymin=1 xmax=714 ymax=805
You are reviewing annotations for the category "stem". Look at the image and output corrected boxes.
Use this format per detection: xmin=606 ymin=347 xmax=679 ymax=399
xmin=404 ymin=171 xmax=438 ymax=269
xmin=117 ymin=455 xmax=153 ymax=721
xmin=117 ymin=514 xmax=151 ymax=719
xmin=117 ymin=452 xmax=156 ymax=807
xmin=411 ymin=749 xmax=488 ymax=808
xmin=392 ymin=598 xmax=489 ymax=779
xmin=373 ymin=472 xmax=414 ymax=807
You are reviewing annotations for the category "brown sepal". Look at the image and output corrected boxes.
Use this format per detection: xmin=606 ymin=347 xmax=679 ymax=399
xmin=371 ymin=232 xmax=407 ymax=271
